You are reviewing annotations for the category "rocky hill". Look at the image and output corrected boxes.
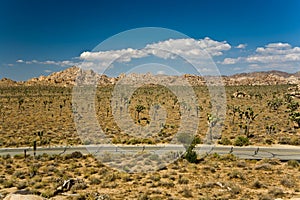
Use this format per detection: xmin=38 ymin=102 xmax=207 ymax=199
xmin=1 ymin=66 xmax=299 ymax=87
xmin=0 ymin=78 xmax=18 ymax=86
xmin=25 ymin=66 xmax=117 ymax=86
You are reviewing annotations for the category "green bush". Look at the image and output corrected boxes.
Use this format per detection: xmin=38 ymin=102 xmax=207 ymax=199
xmin=185 ymin=147 xmax=197 ymax=163
xmin=218 ymin=137 xmax=232 ymax=145
xmin=287 ymin=160 xmax=299 ymax=168
xmin=234 ymin=136 xmax=250 ymax=146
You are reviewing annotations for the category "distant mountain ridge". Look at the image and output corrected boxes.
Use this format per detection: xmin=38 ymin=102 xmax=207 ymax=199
xmin=0 ymin=66 xmax=299 ymax=86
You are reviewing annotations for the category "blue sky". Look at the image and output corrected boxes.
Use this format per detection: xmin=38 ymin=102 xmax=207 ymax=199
xmin=1 ymin=0 xmax=300 ymax=80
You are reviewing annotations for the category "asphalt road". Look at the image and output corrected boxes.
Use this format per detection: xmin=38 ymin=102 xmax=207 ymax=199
xmin=1 ymin=144 xmax=300 ymax=160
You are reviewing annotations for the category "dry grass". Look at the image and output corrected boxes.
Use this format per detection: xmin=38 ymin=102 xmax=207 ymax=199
xmin=0 ymin=153 xmax=299 ymax=199
xmin=0 ymin=84 xmax=299 ymax=147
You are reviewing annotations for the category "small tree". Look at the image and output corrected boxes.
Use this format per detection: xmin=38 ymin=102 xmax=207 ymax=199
xmin=229 ymin=105 xmax=241 ymax=124
xmin=290 ymin=112 xmax=300 ymax=128
xmin=18 ymin=98 xmax=24 ymax=110
xmin=287 ymin=101 xmax=299 ymax=112
xmin=135 ymin=105 xmax=145 ymax=120
xmin=234 ymin=136 xmax=250 ymax=146
xmin=177 ymin=133 xmax=201 ymax=163
xmin=267 ymin=98 xmax=283 ymax=112
xmin=207 ymin=113 xmax=219 ymax=143
xmin=239 ymin=107 xmax=258 ymax=138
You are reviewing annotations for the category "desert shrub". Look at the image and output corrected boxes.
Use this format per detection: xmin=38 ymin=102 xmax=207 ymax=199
xmin=259 ymin=194 xmax=273 ymax=200
xmin=218 ymin=137 xmax=232 ymax=145
xmin=41 ymin=189 xmax=55 ymax=198
xmin=3 ymin=180 xmax=14 ymax=188
xmin=278 ymin=137 xmax=291 ymax=144
xmin=150 ymin=174 xmax=161 ymax=182
xmin=178 ymin=177 xmax=189 ymax=184
xmin=268 ymin=187 xmax=284 ymax=197
xmin=290 ymin=136 xmax=300 ymax=145
xmin=16 ymin=181 xmax=27 ymax=189
xmin=89 ymin=176 xmax=101 ymax=185
xmin=280 ymin=176 xmax=295 ymax=188
xmin=72 ymin=182 xmax=88 ymax=190
xmin=234 ymin=136 xmax=250 ymax=146
xmin=138 ymin=193 xmax=149 ymax=200
xmin=105 ymin=173 xmax=119 ymax=182
xmin=13 ymin=154 xmax=24 ymax=159
xmin=158 ymin=181 xmax=175 ymax=188
xmin=287 ymin=160 xmax=299 ymax=167
xmin=265 ymin=138 xmax=273 ymax=145
xmin=13 ymin=170 xmax=26 ymax=179
xmin=230 ymin=183 xmax=241 ymax=195
xmin=236 ymin=161 xmax=246 ymax=168
xmin=252 ymin=180 xmax=264 ymax=189
xmin=185 ymin=147 xmax=197 ymax=163
xmin=255 ymin=163 xmax=272 ymax=171
xmin=220 ymin=154 xmax=237 ymax=161
xmin=64 ymin=151 xmax=83 ymax=159
xmin=182 ymin=187 xmax=193 ymax=198
xmin=228 ymin=170 xmax=245 ymax=180
xmin=184 ymin=136 xmax=200 ymax=163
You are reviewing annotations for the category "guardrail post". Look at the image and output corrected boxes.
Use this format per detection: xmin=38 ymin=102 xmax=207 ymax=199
xmin=33 ymin=140 xmax=37 ymax=158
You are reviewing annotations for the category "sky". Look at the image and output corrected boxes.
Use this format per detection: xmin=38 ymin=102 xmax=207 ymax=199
xmin=1 ymin=0 xmax=300 ymax=80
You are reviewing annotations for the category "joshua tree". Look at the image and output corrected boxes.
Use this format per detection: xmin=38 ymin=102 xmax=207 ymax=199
xmin=266 ymin=124 xmax=276 ymax=134
xmin=207 ymin=113 xmax=219 ymax=143
xmin=18 ymin=98 xmax=24 ymax=110
xmin=240 ymin=107 xmax=258 ymax=137
xmin=290 ymin=112 xmax=300 ymax=128
xmin=287 ymin=101 xmax=299 ymax=112
xmin=229 ymin=105 xmax=241 ymax=124
xmin=267 ymin=98 xmax=283 ymax=112
xmin=135 ymin=104 xmax=145 ymax=120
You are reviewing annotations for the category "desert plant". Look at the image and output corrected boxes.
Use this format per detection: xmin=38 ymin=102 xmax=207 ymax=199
xmin=184 ymin=137 xmax=200 ymax=163
xmin=265 ymin=125 xmax=276 ymax=134
xmin=234 ymin=136 xmax=250 ymax=146
xmin=287 ymin=160 xmax=299 ymax=168
xmin=135 ymin=104 xmax=145 ymax=120
xmin=238 ymin=107 xmax=258 ymax=137
xmin=289 ymin=112 xmax=300 ymax=128
xmin=207 ymin=113 xmax=219 ymax=143
xmin=229 ymin=105 xmax=241 ymax=124
xmin=218 ymin=137 xmax=232 ymax=145
xmin=267 ymin=98 xmax=283 ymax=112
xmin=287 ymin=101 xmax=299 ymax=112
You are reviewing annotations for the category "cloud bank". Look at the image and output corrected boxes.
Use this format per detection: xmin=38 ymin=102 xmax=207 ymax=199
xmin=221 ymin=42 xmax=300 ymax=71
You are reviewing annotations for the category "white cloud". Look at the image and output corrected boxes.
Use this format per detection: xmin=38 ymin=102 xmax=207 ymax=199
xmin=221 ymin=41 xmax=300 ymax=72
xmin=80 ymin=48 xmax=148 ymax=62
xmin=16 ymin=38 xmax=231 ymax=74
xmin=16 ymin=59 xmax=78 ymax=67
xmin=79 ymin=38 xmax=231 ymax=63
xmin=197 ymin=37 xmax=231 ymax=56
xmin=221 ymin=57 xmax=242 ymax=65
xmin=249 ymin=43 xmax=300 ymax=63
xmin=16 ymin=59 xmax=24 ymax=63
xmin=144 ymin=37 xmax=231 ymax=57
xmin=77 ymin=38 xmax=231 ymax=73
xmin=265 ymin=42 xmax=291 ymax=49
xmin=236 ymin=44 xmax=247 ymax=49
xmin=44 ymin=69 xmax=52 ymax=73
